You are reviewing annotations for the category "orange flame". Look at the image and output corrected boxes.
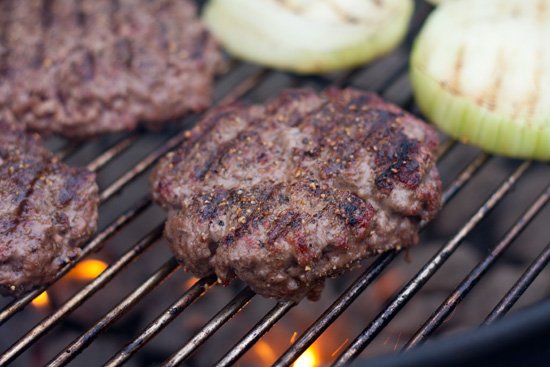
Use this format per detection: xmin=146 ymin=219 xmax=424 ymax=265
xmin=254 ymin=340 xmax=277 ymax=365
xmin=290 ymin=331 xmax=298 ymax=344
xmin=31 ymin=291 xmax=50 ymax=308
xmin=67 ymin=259 xmax=108 ymax=281
xmin=185 ymin=276 xmax=199 ymax=289
xmin=374 ymin=269 xmax=403 ymax=302
xmin=331 ymin=338 xmax=349 ymax=358
xmin=293 ymin=346 xmax=319 ymax=367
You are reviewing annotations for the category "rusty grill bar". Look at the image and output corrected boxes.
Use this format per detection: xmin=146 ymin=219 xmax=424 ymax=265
xmin=1 ymin=2 xmax=549 ymax=366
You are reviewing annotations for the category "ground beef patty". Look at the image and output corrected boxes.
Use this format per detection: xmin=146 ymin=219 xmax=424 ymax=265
xmin=151 ymin=88 xmax=442 ymax=301
xmin=0 ymin=121 xmax=98 ymax=296
xmin=0 ymin=0 xmax=220 ymax=137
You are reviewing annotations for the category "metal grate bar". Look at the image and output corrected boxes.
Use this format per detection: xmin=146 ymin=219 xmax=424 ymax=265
xmin=47 ymin=258 xmax=179 ymax=367
xmin=484 ymin=241 xmax=550 ymax=325
xmin=0 ymin=225 xmax=164 ymax=366
xmin=331 ymin=161 xmax=531 ymax=367
xmin=435 ymin=139 xmax=456 ymax=161
xmin=104 ymin=275 xmax=218 ymax=367
xmin=56 ymin=142 xmax=81 ymax=160
xmin=162 ymin=287 xmax=257 ymax=367
xmin=0 ymin=196 xmax=152 ymax=325
xmin=272 ymin=151 xmax=489 ymax=367
xmin=85 ymin=134 xmax=140 ymax=172
xmin=274 ymin=253 xmax=397 ymax=367
xmin=215 ymin=300 xmax=296 ymax=367
xmin=405 ymin=185 xmax=550 ymax=348
xmin=98 ymin=133 xmax=188 ymax=203
xmin=440 ymin=153 xmax=489 ymax=205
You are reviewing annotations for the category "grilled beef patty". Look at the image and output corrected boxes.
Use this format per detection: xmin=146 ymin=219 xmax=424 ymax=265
xmin=151 ymin=88 xmax=442 ymax=301
xmin=0 ymin=121 xmax=98 ymax=296
xmin=0 ymin=0 xmax=220 ymax=137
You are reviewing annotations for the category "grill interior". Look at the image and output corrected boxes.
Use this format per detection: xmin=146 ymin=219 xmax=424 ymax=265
xmin=1 ymin=1 xmax=549 ymax=366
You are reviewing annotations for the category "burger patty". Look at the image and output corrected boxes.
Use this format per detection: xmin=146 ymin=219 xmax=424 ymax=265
xmin=0 ymin=0 xmax=220 ymax=137
xmin=0 ymin=121 xmax=98 ymax=296
xmin=151 ymin=88 xmax=442 ymax=301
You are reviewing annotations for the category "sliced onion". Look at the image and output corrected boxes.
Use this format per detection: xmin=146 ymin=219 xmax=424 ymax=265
xmin=203 ymin=0 xmax=413 ymax=74
xmin=411 ymin=0 xmax=550 ymax=161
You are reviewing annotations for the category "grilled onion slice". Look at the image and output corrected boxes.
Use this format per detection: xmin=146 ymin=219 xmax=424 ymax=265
xmin=411 ymin=0 xmax=550 ymax=160
xmin=203 ymin=0 xmax=413 ymax=74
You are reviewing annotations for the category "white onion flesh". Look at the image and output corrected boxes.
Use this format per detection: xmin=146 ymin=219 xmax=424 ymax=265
xmin=411 ymin=0 xmax=550 ymax=161
xmin=203 ymin=0 xmax=413 ymax=74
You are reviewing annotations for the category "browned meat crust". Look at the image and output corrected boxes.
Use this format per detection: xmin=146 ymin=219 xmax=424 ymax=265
xmin=0 ymin=0 xmax=220 ymax=137
xmin=151 ymin=88 xmax=441 ymax=301
xmin=0 ymin=121 xmax=98 ymax=296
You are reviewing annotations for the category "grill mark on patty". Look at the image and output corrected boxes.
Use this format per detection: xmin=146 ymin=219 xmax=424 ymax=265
xmin=109 ymin=0 xmax=120 ymax=32
xmin=319 ymin=105 xmax=423 ymax=192
xmin=191 ymin=109 xmax=262 ymax=181
xmin=155 ymin=4 xmax=171 ymax=53
xmin=42 ymin=0 xmax=55 ymax=28
xmin=266 ymin=211 xmax=301 ymax=246
xmin=0 ymin=1 xmax=11 ymax=78
xmin=32 ymin=0 xmax=55 ymax=69
xmin=190 ymin=30 xmax=208 ymax=60
xmin=71 ymin=0 xmax=97 ymax=82
xmin=194 ymin=98 xmax=331 ymax=182
xmin=75 ymin=0 xmax=87 ymax=28
xmin=115 ymin=38 xmax=133 ymax=69
xmin=306 ymin=105 xmax=396 ymax=178
xmin=263 ymin=185 xmax=374 ymax=265
xmin=180 ymin=107 xmax=251 ymax=159
xmin=220 ymin=186 xmax=277 ymax=246
xmin=71 ymin=49 xmax=96 ymax=81
xmin=194 ymin=130 xmax=260 ymax=181
xmin=58 ymin=169 xmax=87 ymax=206
xmin=280 ymin=94 xmax=330 ymax=128
xmin=263 ymin=186 xmax=328 ymax=258
xmin=2 ymin=160 xmax=53 ymax=235
xmin=198 ymin=188 xmax=237 ymax=222
xmin=32 ymin=43 xmax=46 ymax=70
xmin=110 ymin=0 xmax=134 ymax=70
xmin=373 ymin=129 xmax=422 ymax=191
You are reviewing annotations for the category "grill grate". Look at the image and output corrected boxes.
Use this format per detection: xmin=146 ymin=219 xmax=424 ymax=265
xmin=1 ymin=1 xmax=549 ymax=366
